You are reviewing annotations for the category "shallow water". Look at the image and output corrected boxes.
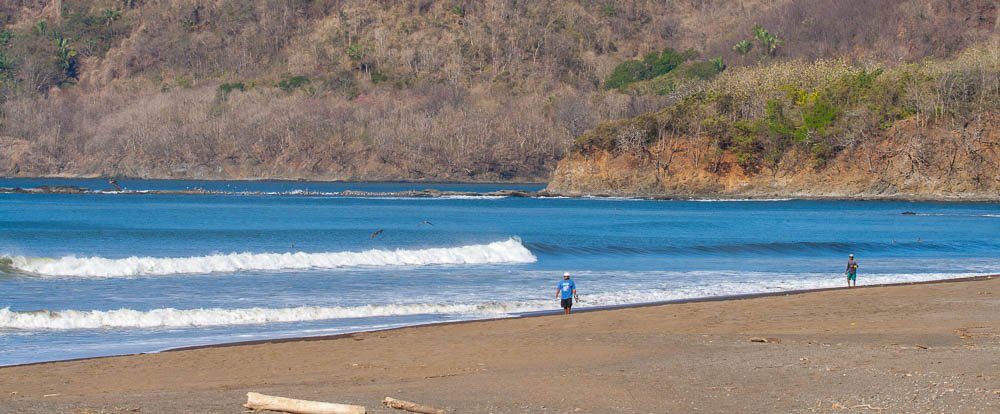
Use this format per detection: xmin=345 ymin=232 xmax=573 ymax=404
xmin=1 ymin=178 xmax=998 ymax=365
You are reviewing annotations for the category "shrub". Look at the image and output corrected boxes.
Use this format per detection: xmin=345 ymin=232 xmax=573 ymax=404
xmin=347 ymin=43 xmax=365 ymax=62
xmin=370 ymin=71 xmax=388 ymax=84
xmin=218 ymin=82 xmax=245 ymax=95
xmin=733 ymin=134 xmax=761 ymax=171
xmin=278 ymin=75 xmax=310 ymax=92
xmin=0 ymin=53 xmax=9 ymax=83
xmin=681 ymin=60 xmax=724 ymax=80
xmin=605 ymin=48 xmax=695 ymax=89
xmin=602 ymin=4 xmax=619 ymax=17
xmin=605 ymin=60 xmax=645 ymax=89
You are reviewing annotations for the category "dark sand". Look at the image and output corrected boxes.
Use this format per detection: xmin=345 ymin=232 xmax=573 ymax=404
xmin=1 ymin=277 xmax=998 ymax=413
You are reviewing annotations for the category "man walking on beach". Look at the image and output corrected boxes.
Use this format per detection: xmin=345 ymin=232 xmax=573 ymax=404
xmin=845 ymin=254 xmax=859 ymax=287
xmin=557 ymin=272 xmax=578 ymax=314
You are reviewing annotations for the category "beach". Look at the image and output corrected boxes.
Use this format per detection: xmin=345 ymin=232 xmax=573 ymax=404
xmin=1 ymin=277 xmax=997 ymax=413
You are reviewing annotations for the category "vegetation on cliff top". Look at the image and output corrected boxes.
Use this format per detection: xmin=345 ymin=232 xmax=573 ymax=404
xmin=574 ymin=46 xmax=998 ymax=175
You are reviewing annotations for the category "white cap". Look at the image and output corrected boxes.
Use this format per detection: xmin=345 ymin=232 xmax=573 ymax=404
xmin=563 ymin=272 xmax=571 ymax=277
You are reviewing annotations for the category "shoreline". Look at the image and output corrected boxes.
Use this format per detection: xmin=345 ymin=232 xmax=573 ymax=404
xmin=2 ymin=274 xmax=996 ymax=413
xmin=6 ymin=274 xmax=994 ymax=369
xmin=3 ymin=183 xmax=1000 ymax=202
xmin=165 ymin=274 xmax=996 ymax=351
xmin=0 ymin=175 xmax=549 ymax=186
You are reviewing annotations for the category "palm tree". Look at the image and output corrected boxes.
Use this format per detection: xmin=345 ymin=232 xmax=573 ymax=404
xmin=711 ymin=57 xmax=726 ymax=73
xmin=751 ymin=24 xmax=782 ymax=57
xmin=102 ymin=8 xmax=122 ymax=27
xmin=733 ymin=40 xmax=753 ymax=55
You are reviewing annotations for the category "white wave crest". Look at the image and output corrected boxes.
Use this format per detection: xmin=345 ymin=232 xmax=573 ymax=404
xmin=5 ymin=238 xmax=536 ymax=277
xmin=0 ymin=301 xmax=547 ymax=330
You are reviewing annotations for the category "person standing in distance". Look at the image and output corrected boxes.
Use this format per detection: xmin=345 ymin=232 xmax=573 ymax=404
xmin=845 ymin=254 xmax=859 ymax=287
xmin=556 ymin=272 xmax=578 ymax=314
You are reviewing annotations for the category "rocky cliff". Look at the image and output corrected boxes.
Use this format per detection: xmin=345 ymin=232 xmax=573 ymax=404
xmin=548 ymin=114 xmax=1000 ymax=200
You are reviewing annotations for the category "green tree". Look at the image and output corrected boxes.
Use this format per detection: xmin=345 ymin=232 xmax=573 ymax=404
xmin=56 ymin=36 xmax=78 ymax=80
xmin=347 ymin=43 xmax=365 ymax=62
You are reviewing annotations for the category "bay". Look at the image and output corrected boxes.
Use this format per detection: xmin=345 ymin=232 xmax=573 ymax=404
xmin=1 ymin=179 xmax=998 ymax=366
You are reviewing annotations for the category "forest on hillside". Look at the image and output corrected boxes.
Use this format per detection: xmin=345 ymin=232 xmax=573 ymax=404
xmin=0 ymin=0 xmax=995 ymax=181
xmin=574 ymin=48 xmax=997 ymax=174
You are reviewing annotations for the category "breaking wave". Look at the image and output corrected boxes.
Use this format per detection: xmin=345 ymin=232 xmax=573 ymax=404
xmin=3 ymin=238 xmax=536 ymax=278
xmin=2 ymin=271 xmax=986 ymax=331
xmin=0 ymin=301 xmax=546 ymax=330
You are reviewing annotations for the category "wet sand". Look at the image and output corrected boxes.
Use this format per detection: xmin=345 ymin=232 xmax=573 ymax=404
xmin=1 ymin=277 xmax=998 ymax=413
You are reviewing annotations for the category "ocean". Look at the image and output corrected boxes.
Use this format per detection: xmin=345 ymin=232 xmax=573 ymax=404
xmin=1 ymin=178 xmax=998 ymax=366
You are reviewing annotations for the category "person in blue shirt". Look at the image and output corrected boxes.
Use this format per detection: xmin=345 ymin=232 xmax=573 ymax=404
xmin=556 ymin=272 xmax=578 ymax=315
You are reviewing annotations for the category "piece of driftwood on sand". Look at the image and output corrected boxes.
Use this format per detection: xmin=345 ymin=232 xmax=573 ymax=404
xmin=244 ymin=392 xmax=366 ymax=414
xmin=382 ymin=396 xmax=447 ymax=414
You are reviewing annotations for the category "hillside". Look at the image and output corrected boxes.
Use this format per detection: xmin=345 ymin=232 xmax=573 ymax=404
xmin=548 ymin=48 xmax=1000 ymax=200
xmin=0 ymin=0 xmax=996 ymax=185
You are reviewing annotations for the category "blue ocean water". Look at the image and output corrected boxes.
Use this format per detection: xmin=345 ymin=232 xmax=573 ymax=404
xmin=1 ymin=179 xmax=999 ymax=366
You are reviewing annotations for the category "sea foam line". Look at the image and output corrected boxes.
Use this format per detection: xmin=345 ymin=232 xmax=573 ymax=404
xmin=0 ymin=301 xmax=547 ymax=330
xmin=4 ymin=238 xmax=536 ymax=278
xmin=1 ymin=272 xmax=987 ymax=331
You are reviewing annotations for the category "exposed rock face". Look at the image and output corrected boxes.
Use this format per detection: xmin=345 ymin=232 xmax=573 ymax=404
xmin=547 ymin=115 xmax=1000 ymax=200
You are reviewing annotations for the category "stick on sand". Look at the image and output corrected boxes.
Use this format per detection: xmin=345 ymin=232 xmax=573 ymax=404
xmin=244 ymin=392 xmax=366 ymax=414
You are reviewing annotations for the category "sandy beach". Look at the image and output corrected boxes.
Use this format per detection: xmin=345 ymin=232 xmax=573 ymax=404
xmin=1 ymin=277 xmax=997 ymax=413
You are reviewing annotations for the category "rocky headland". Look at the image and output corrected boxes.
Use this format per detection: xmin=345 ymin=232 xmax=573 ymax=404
xmin=547 ymin=115 xmax=1000 ymax=201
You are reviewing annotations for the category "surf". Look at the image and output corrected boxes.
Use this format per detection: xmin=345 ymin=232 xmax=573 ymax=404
xmin=0 ymin=301 xmax=548 ymax=330
xmin=2 ymin=238 xmax=536 ymax=278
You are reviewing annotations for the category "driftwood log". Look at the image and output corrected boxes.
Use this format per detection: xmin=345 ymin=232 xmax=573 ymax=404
xmin=244 ymin=392 xmax=366 ymax=414
xmin=382 ymin=396 xmax=447 ymax=414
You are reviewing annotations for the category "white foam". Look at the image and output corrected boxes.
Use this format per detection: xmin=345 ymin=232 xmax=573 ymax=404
xmin=0 ymin=272 xmax=987 ymax=331
xmin=692 ymin=198 xmax=794 ymax=202
xmin=577 ymin=272 xmax=982 ymax=306
xmin=0 ymin=301 xmax=547 ymax=330
xmin=6 ymin=238 xmax=536 ymax=278
xmin=912 ymin=213 xmax=1000 ymax=218
xmin=439 ymin=195 xmax=508 ymax=200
